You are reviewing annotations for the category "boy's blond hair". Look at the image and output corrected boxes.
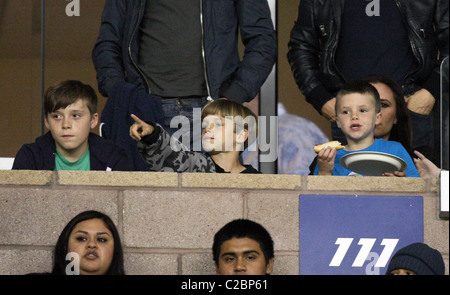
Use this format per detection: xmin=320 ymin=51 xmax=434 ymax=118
xmin=201 ymin=99 xmax=258 ymax=149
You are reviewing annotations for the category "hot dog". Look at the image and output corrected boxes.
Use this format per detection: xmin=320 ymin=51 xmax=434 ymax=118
xmin=314 ymin=141 xmax=345 ymax=153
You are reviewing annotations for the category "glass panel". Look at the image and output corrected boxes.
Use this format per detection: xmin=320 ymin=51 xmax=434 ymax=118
xmin=44 ymin=0 xmax=105 ymax=134
xmin=254 ymin=0 xmax=277 ymax=174
xmin=440 ymin=57 xmax=449 ymax=170
xmin=0 ymin=0 xmax=42 ymax=157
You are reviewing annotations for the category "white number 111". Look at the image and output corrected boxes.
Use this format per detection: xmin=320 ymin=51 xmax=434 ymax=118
xmin=329 ymin=238 xmax=399 ymax=268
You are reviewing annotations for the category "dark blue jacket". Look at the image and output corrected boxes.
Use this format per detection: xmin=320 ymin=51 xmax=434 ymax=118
xmin=100 ymin=81 xmax=163 ymax=171
xmin=12 ymin=132 xmax=131 ymax=171
xmin=92 ymin=0 xmax=277 ymax=104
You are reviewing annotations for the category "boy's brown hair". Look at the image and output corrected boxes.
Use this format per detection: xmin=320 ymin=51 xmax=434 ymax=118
xmin=201 ymin=99 xmax=258 ymax=149
xmin=44 ymin=80 xmax=98 ymax=116
xmin=335 ymin=80 xmax=382 ymax=115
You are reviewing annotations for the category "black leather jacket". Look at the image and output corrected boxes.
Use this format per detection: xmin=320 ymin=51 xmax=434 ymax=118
xmin=287 ymin=0 xmax=449 ymax=114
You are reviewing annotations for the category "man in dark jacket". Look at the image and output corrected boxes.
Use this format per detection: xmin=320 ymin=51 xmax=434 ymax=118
xmin=12 ymin=80 xmax=130 ymax=171
xmin=287 ymin=0 xmax=448 ymax=165
xmin=92 ymin=0 xmax=277 ymax=155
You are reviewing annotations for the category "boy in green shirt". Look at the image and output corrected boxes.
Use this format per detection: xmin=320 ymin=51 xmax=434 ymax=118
xmin=13 ymin=80 xmax=130 ymax=171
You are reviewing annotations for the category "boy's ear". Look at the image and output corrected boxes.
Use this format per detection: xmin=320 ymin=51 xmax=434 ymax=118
xmin=375 ymin=111 xmax=382 ymax=125
xmin=236 ymin=129 xmax=249 ymax=144
xmin=90 ymin=113 xmax=99 ymax=129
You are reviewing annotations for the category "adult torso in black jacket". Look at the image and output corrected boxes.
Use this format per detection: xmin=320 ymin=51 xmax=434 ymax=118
xmin=287 ymin=0 xmax=449 ymax=113
xmin=12 ymin=132 xmax=131 ymax=171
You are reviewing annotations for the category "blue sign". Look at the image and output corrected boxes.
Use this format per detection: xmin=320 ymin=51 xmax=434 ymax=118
xmin=299 ymin=195 xmax=423 ymax=275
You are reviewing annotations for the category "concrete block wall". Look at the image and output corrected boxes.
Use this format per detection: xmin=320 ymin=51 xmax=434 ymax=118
xmin=0 ymin=170 xmax=448 ymax=275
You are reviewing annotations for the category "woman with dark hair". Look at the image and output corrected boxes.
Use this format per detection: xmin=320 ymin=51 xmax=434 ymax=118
xmin=51 ymin=210 xmax=125 ymax=275
xmin=362 ymin=75 xmax=414 ymax=157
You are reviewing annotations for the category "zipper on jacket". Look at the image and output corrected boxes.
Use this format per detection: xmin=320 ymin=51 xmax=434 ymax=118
xmin=420 ymin=29 xmax=426 ymax=38
xmin=394 ymin=0 xmax=421 ymax=65
xmin=319 ymin=25 xmax=328 ymax=37
xmin=328 ymin=19 xmax=345 ymax=84
xmin=394 ymin=0 xmax=423 ymax=85
xmin=328 ymin=1 xmax=346 ymax=84
xmin=129 ymin=0 xmax=152 ymax=94
xmin=200 ymin=0 xmax=213 ymax=101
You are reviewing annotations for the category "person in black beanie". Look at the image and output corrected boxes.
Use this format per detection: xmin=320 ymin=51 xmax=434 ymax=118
xmin=386 ymin=242 xmax=445 ymax=275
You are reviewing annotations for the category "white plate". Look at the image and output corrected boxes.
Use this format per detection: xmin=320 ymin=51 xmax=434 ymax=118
xmin=339 ymin=151 xmax=407 ymax=176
